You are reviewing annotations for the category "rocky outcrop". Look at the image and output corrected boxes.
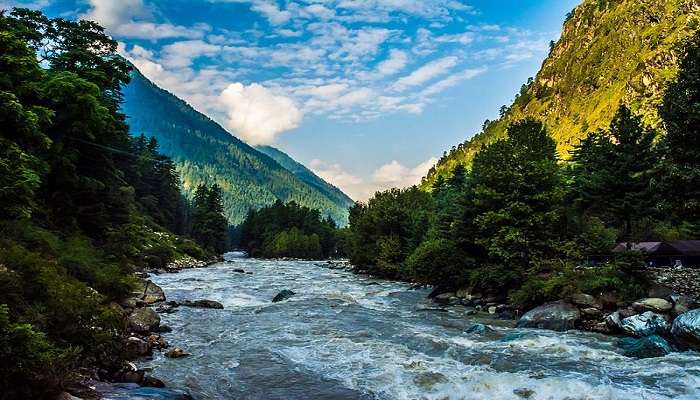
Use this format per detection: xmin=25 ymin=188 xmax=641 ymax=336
xmin=124 ymin=336 xmax=151 ymax=360
xmin=516 ymin=301 xmax=580 ymax=331
xmin=620 ymin=311 xmax=669 ymax=337
xmin=272 ymin=289 xmax=296 ymax=303
xmin=618 ymin=335 xmax=673 ymax=358
xmin=671 ymin=309 xmax=700 ymax=350
xmin=128 ymin=307 xmax=160 ymax=333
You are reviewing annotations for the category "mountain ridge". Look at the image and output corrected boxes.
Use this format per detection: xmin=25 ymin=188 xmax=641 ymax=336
xmin=423 ymin=0 xmax=700 ymax=188
xmin=120 ymin=66 xmax=353 ymax=224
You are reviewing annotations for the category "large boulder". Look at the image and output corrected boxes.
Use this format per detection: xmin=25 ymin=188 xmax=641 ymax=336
xmin=124 ymin=336 xmax=151 ymax=360
xmin=127 ymin=308 xmax=160 ymax=334
xmin=179 ymin=299 xmax=224 ymax=309
xmin=671 ymin=309 xmax=700 ymax=350
xmin=433 ymin=292 xmax=459 ymax=305
xmin=570 ymin=293 xmax=601 ymax=309
xmin=618 ymin=335 xmax=673 ymax=359
xmin=516 ymin=301 xmax=580 ymax=331
xmin=605 ymin=311 xmax=623 ymax=332
xmin=632 ymin=298 xmax=673 ymax=314
xmin=272 ymin=289 xmax=296 ymax=303
xmin=620 ymin=311 xmax=669 ymax=337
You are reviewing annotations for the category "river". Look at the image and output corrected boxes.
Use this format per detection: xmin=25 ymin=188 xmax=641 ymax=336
xmin=141 ymin=255 xmax=700 ymax=400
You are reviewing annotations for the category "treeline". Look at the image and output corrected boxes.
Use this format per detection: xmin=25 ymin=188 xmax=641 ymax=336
xmin=239 ymin=200 xmax=338 ymax=259
xmin=345 ymin=32 xmax=700 ymax=308
xmin=0 ymin=9 xmax=227 ymax=398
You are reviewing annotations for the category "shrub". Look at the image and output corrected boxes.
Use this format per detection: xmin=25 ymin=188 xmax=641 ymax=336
xmin=403 ymin=239 xmax=472 ymax=288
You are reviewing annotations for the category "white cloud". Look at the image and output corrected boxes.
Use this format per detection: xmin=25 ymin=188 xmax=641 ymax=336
xmin=219 ymin=83 xmax=303 ymax=145
xmin=82 ymin=0 xmax=208 ymax=40
xmin=310 ymin=157 xmax=438 ymax=201
xmin=376 ymin=49 xmax=408 ymax=76
xmin=419 ymin=67 xmax=486 ymax=97
xmin=251 ymin=0 xmax=291 ymax=25
xmin=161 ymin=40 xmax=222 ymax=68
xmin=0 ymin=0 xmax=50 ymax=10
xmin=392 ymin=56 xmax=458 ymax=92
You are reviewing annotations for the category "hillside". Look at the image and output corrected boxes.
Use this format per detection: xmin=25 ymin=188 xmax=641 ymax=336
xmin=423 ymin=0 xmax=700 ymax=187
xmin=255 ymin=145 xmax=354 ymax=213
xmin=121 ymin=67 xmax=352 ymax=225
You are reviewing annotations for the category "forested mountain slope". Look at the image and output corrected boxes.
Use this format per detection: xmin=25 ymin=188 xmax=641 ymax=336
xmin=121 ymin=68 xmax=352 ymax=224
xmin=424 ymin=0 xmax=700 ymax=187
xmin=255 ymin=145 xmax=354 ymax=212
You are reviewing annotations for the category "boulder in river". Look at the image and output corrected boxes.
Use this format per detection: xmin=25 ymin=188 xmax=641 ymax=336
xmin=618 ymin=335 xmax=673 ymax=358
xmin=570 ymin=293 xmax=601 ymax=309
xmin=632 ymin=298 xmax=673 ymax=314
xmin=671 ymin=295 xmax=698 ymax=316
xmin=179 ymin=299 xmax=224 ymax=309
xmin=671 ymin=309 xmax=700 ymax=350
xmin=127 ymin=307 xmax=160 ymax=334
xmin=272 ymin=289 xmax=296 ymax=303
xmin=620 ymin=311 xmax=669 ymax=337
xmin=165 ymin=347 xmax=191 ymax=359
xmin=516 ymin=301 xmax=580 ymax=331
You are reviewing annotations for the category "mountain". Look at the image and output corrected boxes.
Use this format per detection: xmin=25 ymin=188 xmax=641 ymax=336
xmin=423 ymin=0 xmax=700 ymax=187
xmin=255 ymin=145 xmax=354 ymax=211
xmin=120 ymin=67 xmax=353 ymax=225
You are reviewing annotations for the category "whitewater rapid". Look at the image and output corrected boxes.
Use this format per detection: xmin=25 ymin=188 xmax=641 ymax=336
xmin=142 ymin=257 xmax=700 ymax=400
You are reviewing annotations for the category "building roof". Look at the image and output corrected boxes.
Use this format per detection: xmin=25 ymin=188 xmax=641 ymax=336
xmin=613 ymin=240 xmax=700 ymax=256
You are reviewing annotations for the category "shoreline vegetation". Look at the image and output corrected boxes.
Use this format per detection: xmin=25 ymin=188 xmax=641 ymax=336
xmin=0 ymin=9 xmax=228 ymax=399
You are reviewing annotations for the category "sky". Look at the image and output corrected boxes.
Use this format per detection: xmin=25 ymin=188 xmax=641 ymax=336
xmin=4 ymin=0 xmax=580 ymax=200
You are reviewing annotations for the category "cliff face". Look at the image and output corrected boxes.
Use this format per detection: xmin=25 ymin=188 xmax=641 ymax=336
xmin=423 ymin=0 xmax=700 ymax=188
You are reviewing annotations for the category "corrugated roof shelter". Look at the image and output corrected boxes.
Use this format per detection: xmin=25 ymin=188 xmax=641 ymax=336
xmin=613 ymin=241 xmax=700 ymax=256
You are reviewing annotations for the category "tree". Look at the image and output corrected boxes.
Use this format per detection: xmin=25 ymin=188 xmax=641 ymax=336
xmin=568 ymin=105 xmax=658 ymax=239
xmin=191 ymin=184 xmax=228 ymax=253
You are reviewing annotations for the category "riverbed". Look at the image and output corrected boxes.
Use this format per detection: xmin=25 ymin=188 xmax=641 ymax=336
xmin=142 ymin=257 xmax=700 ymax=400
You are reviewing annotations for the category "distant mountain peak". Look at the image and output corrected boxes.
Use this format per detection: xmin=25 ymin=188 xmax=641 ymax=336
xmin=121 ymin=66 xmax=354 ymax=224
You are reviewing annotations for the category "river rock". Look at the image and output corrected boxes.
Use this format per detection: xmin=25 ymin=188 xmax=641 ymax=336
xmin=56 ymin=392 xmax=82 ymax=400
xmin=571 ymin=293 xmax=601 ymax=309
xmin=516 ymin=301 xmax=580 ymax=331
xmin=620 ymin=311 xmax=669 ymax=337
xmin=179 ymin=299 xmax=224 ymax=309
xmin=605 ymin=311 xmax=623 ymax=331
xmin=147 ymin=334 xmax=169 ymax=350
xmin=632 ymin=298 xmax=673 ymax=314
xmin=272 ymin=289 xmax=296 ymax=302
xmin=671 ymin=295 xmax=698 ymax=316
xmin=671 ymin=309 xmax=700 ymax=350
xmin=618 ymin=335 xmax=673 ymax=358
xmin=433 ymin=292 xmax=459 ymax=305
xmin=580 ymin=307 xmax=603 ymax=319
xmin=466 ymin=323 xmax=495 ymax=335
xmin=124 ymin=336 xmax=151 ymax=360
xmin=648 ymin=284 xmax=675 ymax=299
xmin=156 ymin=303 xmax=178 ymax=314
xmin=141 ymin=376 xmax=166 ymax=388
xmin=127 ymin=307 xmax=160 ymax=333
xmin=166 ymin=348 xmax=191 ymax=358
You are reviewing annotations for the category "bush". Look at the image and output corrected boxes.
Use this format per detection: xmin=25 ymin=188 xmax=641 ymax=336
xmin=403 ymin=239 xmax=472 ymax=288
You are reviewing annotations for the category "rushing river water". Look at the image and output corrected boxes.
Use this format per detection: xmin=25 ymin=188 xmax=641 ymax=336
xmin=142 ymin=256 xmax=700 ymax=400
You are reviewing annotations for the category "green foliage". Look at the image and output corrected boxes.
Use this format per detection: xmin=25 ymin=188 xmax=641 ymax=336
xmin=191 ymin=184 xmax=229 ymax=254
xmin=240 ymin=200 xmax=337 ymax=259
xmin=403 ymin=239 xmax=472 ymax=289
xmin=121 ymin=69 xmax=354 ymax=225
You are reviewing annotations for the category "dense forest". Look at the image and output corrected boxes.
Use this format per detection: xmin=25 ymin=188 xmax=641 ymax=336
xmin=121 ymin=69 xmax=354 ymax=225
xmin=345 ymin=31 xmax=700 ymax=307
xmin=0 ymin=9 xmax=227 ymax=398
xmin=424 ymin=0 xmax=699 ymax=187
xmin=239 ymin=201 xmax=339 ymax=259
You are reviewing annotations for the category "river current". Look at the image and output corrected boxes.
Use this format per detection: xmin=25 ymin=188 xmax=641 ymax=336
xmin=142 ymin=255 xmax=700 ymax=400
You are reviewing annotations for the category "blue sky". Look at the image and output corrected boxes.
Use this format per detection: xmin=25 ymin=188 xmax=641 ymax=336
xmin=5 ymin=0 xmax=580 ymax=200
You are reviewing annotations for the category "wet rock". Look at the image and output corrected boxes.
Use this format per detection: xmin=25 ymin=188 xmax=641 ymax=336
xmin=516 ymin=301 xmax=580 ymax=332
xmin=416 ymin=307 xmax=448 ymax=312
xmin=156 ymin=303 xmax=178 ymax=314
xmin=158 ymin=325 xmax=173 ymax=333
xmin=125 ymin=336 xmax=151 ymax=360
xmin=605 ymin=311 xmax=623 ymax=331
xmin=413 ymin=371 xmax=448 ymax=388
xmin=147 ymin=334 xmax=169 ymax=350
xmin=598 ymin=292 xmax=623 ymax=309
xmin=618 ymin=335 xmax=673 ymax=358
xmin=620 ymin=311 xmax=669 ymax=337
xmin=618 ymin=308 xmax=637 ymax=319
xmin=570 ymin=293 xmax=601 ymax=309
xmin=671 ymin=309 xmax=700 ymax=350
xmin=128 ymin=307 xmax=160 ymax=334
xmin=513 ymin=388 xmax=535 ymax=399
xmin=272 ymin=289 xmax=296 ymax=303
xmin=56 ymin=392 xmax=82 ymax=400
xmin=466 ymin=323 xmax=495 ymax=335
xmin=232 ymin=269 xmax=246 ymax=273
xmin=487 ymin=306 xmax=498 ymax=314
xmin=671 ymin=295 xmax=698 ymax=316
xmin=141 ymin=376 xmax=166 ymax=388
xmin=580 ymin=307 xmax=603 ymax=319
xmin=433 ymin=292 xmax=459 ymax=305
xmin=179 ymin=299 xmax=224 ymax=309
xmin=632 ymin=298 xmax=673 ymax=314
xmin=165 ymin=347 xmax=191 ymax=358
xmin=90 ymin=382 xmax=193 ymax=400
xmin=648 ymin=284 xmax=675 ymax=299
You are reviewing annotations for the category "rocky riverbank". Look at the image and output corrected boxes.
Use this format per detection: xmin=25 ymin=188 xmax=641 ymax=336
xmin=56 ymin=255 xmax=224 ymax=400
